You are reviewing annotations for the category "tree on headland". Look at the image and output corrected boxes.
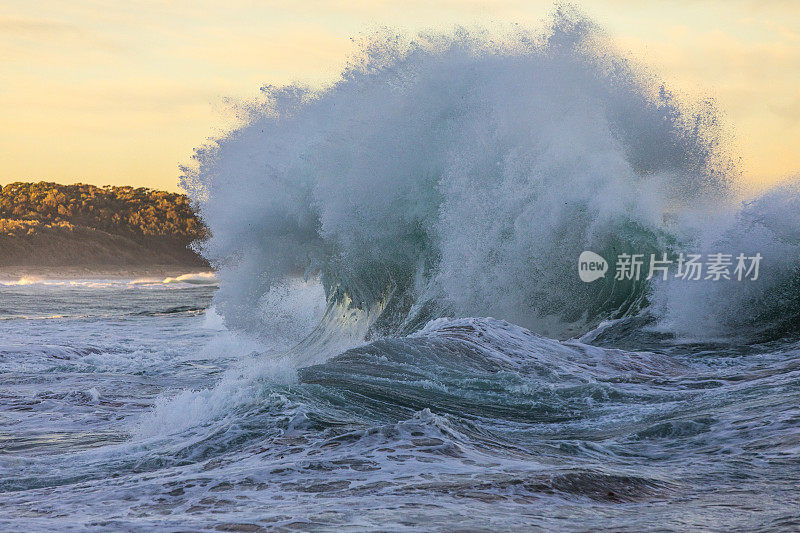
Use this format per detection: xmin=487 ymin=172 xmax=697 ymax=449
xmin=0 ymin=182 xmax=206 ymax=240
xmin=0 ymin=182 xmax=208 ymax=267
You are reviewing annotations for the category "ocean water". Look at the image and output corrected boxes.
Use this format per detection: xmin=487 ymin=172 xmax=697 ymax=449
xmin=4 ymin=9 xmax=800 ymax=531
xmin=1 ymin=276 xmax=799 ymax=531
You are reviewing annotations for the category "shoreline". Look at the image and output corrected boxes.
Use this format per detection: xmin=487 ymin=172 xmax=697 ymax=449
xmin=0 ymin=265 xmax=216 ymax=281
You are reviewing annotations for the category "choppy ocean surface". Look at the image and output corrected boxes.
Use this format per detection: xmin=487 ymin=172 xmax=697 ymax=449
xmin=0 ymin=275 xmax=798 ymax=531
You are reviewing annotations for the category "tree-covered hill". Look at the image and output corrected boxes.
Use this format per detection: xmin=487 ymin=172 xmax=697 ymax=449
xmin=0 ymin=182 xmax=208 ymax=267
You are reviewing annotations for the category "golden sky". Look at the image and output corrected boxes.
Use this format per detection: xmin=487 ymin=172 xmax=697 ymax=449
xmin=1 ymin=1 xmax=798 ymax=192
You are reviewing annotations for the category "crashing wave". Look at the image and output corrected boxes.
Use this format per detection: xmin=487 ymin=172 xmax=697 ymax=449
xmin=182 ymin=9 xmax=798 ymax=343
xmin=183 ymin=11 xmax=734 ymax=342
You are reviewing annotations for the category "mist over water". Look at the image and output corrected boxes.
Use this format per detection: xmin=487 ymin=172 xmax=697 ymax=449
xmin=652 ymin=179 xmax=800 ymax=341
xmin=181 ymin=10 xmax=749 ymax=341
xmin=3 ymin=9 xmax=800 ymax=532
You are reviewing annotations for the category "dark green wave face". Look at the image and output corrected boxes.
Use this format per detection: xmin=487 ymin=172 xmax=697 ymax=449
xmin=319 ymin=216 xmax=676 ymax=341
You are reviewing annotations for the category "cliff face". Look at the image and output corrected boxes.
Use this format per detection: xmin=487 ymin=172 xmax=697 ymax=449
xmin=0 ymin=182 xmax=208 ymax=267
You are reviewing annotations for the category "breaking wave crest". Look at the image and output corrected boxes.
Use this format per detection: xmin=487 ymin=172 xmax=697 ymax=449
xmin=182 ymin=9 xmax=797 ymax=343
xmin=651 ymin=178 xmax=800 ymax=341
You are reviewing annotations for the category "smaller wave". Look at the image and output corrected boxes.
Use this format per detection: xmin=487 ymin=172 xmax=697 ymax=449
xmin=129 ymin=272 xmax=218 ymax=287
xmin=161 ymin=272 xmax=217 ymax=285
xmin=134 ymin=306 xmax=207 ymax=317
xmin=0 ymin=314 xmax=73 ymax=321
xmin=0 ymin=276 xmax=44 ymax=286
xmin=0 ymin=344 xmax=102 ymax=360
xmin=2 ymin=277 xmax=129 ymax=288
xmin=1 ymin=272 xmax=216 ymax=288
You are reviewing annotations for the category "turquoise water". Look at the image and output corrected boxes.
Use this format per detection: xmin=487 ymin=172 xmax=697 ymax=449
xmin=1 ymin=278 xmax=798 ymax=531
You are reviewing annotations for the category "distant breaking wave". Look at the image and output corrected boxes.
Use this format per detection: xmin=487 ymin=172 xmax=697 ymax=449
xmin=182 ymin=9 xmax=799 ymax=343
xmin=0 ymin=272 xmax=217 ymax=288
xmin=130 ymin=272 xmax=218 ymax=286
